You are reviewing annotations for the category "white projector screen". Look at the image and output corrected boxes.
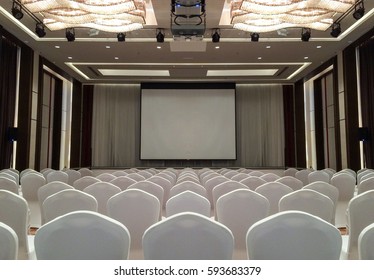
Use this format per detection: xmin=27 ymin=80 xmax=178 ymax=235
xmin=140 ymin=87 xmax=236 ymax=160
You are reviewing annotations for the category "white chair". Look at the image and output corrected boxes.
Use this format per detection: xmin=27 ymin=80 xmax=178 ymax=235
xmin=223 ymin=170 xmax=239 ymax=179
xmin=260 ymin=173 xmax=281 ymax=182
xmin=110 ymin=176 xmax=137 ymax=191
xmin=34 ymin=211 xmax=130 ymax=260
xmin=201 ymin=173 xmax=220 ymax=185
xmin=143 ymin=212 xmax=234 ymax=260
xmin=239 ymin=176 xmax=267 ymax=191
xmin=276 ymin=176 xmax=303 ymax=191
xmin=169 ymin=181 xmax=207 ymax=199
xmin=147 ymin=175 xmax=174 ymax=209
xmin=0 ymin=177 xmax=19 ymax=194
xmin=112 ymin=170 xmax=128 ymax=177
xmin=37 ymin=181 xmax=74 ymax=225
xmin=204 ymin=176 xmax=230 ymax=208
xmin=0 ymin=190 xmax=34 ymax=260
xmin=166 ymin=191 xmax=211 ymax=218
xmin=107 ymin=189 xmax=160 ymax=259
xmin=255 ymin=182 xmax=293 ymax=215
xmin=78 ymin=168 xmax=93 ymax=177
xmin=279 ymin=189 xmax=335 ymax=223
xmin=231 ymin=173 xmax=249 ymax=182
xmin=42 ymin=189 xmax=98 ymax=224
xmin=330 ymin=173 xmax=356 ymax=228
xmin=0 ymin=222 xmax=18 ymax=260
xmin=308 ymin=170 xmax=330 ymax=184
xmin=83 ymin=182 xmax=121 ymax=215
xmin=64 ymin=169 xmax=81 ymax=186
xmin=357 ymin=169 xmax=374 ymax=184
xmin=216 ymin=189 xmax=269 ymax=259
xmin=20 ymin=172 xmax=46 ymax=228
xmin=95 ymin=173 xmax=116 ymax=182
xmin=46 ymin=170 xmax=69 ymax=183
xmin=0 ymin=171 xmax=18 ymax=183
xmin=212 ymin=181 xmax=248 ymax=210
xmin=137 ymin=170 xmax=153 ymax=179
xmin=341 ymin=190 xmax=374 ymax=260
xmin=357 ymin=177 xmax=374 ymax=195
xmin=248 ymin=171 xmax=264 ymax=177
xmin=73 ymin=176 xmax=101 ymax=191
xmin=358 ymin=223 xmax=374 ymax=260
xmin=246 ymin=211 xmax=342 ymax=260
xmin=126 ymin=173 xmax=146 ymax=182
xmin=295 ymin=169 xmax=312 ymax=186
xmin=283 ymin=167 xmax=298 ymax=177
xmin=176 ymin=175 xmax=200 ymax=184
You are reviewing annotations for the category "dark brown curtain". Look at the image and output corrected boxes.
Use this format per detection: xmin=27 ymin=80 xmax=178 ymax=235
xmin=283 ymin=85 xmax=296 ymax=167
xmin=0 ymin=35 xmax=18 ymax=169
xmin=359 ymin=38 xmax=374 ymax=168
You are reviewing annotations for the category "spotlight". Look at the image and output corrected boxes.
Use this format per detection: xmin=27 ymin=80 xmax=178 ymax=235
xmin=330 ymin=22 xmax=341 ymax=38
xmin=65 ymin=28 xmax=75 ymax=42
xmin=35 ymin=23 xmax=46 ymax=38
xmin=12 ymin=1 xmax=23 ymax=20
xmin=353 ymin=2 xmax=365 ymax=20
xmin=117 ymin=32 xmax=125 ymax=42
xmin=301 ymin=28 xmax=311 ymax=42
xmin=251 ymin=33 xmax=259 ymax=42
xmin=156 ymin=30 xmax=164 ymax=43
xmin=212 ymin=30 xmax=220 ymax=43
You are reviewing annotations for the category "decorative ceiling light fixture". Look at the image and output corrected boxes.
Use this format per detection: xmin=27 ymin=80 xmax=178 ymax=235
xmin=20 ymin=0 xmax=147 ymax=33
xmin=230 ymin=0 xmax=356 ymax=32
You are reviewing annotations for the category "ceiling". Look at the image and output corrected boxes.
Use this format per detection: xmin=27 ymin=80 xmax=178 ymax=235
xmin=1 ymin=0 xmax=374 ymax=84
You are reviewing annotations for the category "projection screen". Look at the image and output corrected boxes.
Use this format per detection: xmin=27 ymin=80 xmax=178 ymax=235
xmin=140 ymin=87 xmax=236 ymax=160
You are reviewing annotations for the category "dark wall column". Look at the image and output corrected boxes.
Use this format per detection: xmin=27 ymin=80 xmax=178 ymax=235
xmin=294 ymin=80 xmax=306 ymax=168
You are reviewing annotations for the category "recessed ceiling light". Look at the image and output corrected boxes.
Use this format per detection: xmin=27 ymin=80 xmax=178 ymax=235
xmin=55 ymin=46 xmax=60 ymax=49
xmin=157 ymin=46 xmax=162 ymax=49
xmin=67 ymin=56 xmax=72 ymax=60
xmin=114 ymin=57 xmax=119 ymax=60
xmin=106 ymin=46 xmax=111 ymax=49
xmin=215 ymin=46 xmax=220 ymax=49
xmin=316 ymin=45 xmax=322 ymax=49
xmin=258 ymin=57 xmax=262 ymax=60
xmin=266 ymin=45 xmax=271 ymax=49
xmin=304 ymin=56 xmax=309 ymax=60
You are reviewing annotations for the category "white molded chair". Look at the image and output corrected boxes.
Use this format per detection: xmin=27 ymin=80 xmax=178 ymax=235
xmin=37 ymin=181 xmax=74 ymax=225
xmin=308 ymin=170 xmax=330 ymax=184
xmin=357 ymin=169 xmax=374 ymax=184
xmin=283 ymin=168 xmax=298 ymax=177
xmin=112 ymin=170 xmax=128 ymax=177
xmin=73 ymin=176 xmax=101 ymax=191
xmin=137 ymin=170 xmax=153 ymax=179
xmin=46 ymin=170 xmax=69 ymax=183
xmin=248 ymin=171 xmax=264 ymax=177
xmin=34 ymin=211 xmax=130 ymax=260
xmin=358 ymin=223 xmax=374 ymax=260
xmin=223 ymin=170 xmax=240 ymax=179
xmin=260 ymin=173 xmax=281 ymax=182
xmin=0 ymin=190 xmax=34 ymax=260
xmin=231 ymin=173 xmax=249 ymax=182
xmin=201 ymin=173 xmax=220 ymax=185
xmin=83 ymin=182 xmax=121 ymax=215
xmin=0 ymin=177 xmax=19 ymax=194
xmin=276 ymin=176 xmax=303 ymax=191
xmin=147 ymin=175 xmax=174 ymax=209
xmin=295 ymin=169 xmax=312 ymax=186
xmin=42 ymin=189 xmax=98 ymax=224
xmin=204 ymin=176 xmax=230 ymax=208
xmin=169 ymin=180 xmax=207 ymax=199
xmin=126 ymin=173 xmax=146 ymax=182
xmin=216 ymin=189 xmax=269 ymax=259
xmin=20 ymin=172 xmax=46 ymax=228
xmin=166 ymin=190 xmax=211 ymax=218
xmin=78 ymin=168 xmax=93 ymax=177
xmin=143 ymin=212 xmax=234 ymax=260
xmin=357 ymin=177 xmax=374 ymax=195
xmin=96 ymin=173 xmax=116 ymax=182
xmin=239 ymin=176 xmax=267 ymax=191
xmin=212 ymin=181 xmax=248 ymax=210
xmin=279 ymin=189 xmax=335 ymax=223
xmin=341 ymin=190 xmax=374 ymax=260
xmin=110 ymin=176 xmax=137 ymax=191
xmin=64 ymin=169 xmax=81 ymax=186
xmin=0 ymin=222 xmax=18 ymax=260
xmin=255 ymin=182 xmax=293 ymax=215
xmin=107 ymin=189 xmax=160 ymax=259
xmin=246 ymin=211 xmax=342 ymax=260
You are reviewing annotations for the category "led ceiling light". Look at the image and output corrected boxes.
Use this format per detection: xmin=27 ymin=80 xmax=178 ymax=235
xmin=230 ymin=0 xmax=356 ymax=32
xmin=20 ymin=0 xmax=146 ymax=33
xmin=117 ymin=32 xmax=126 ymax=42
xmin=301 ymin=27 xmax=311 ymax=42
xmin=251 ymin=32 xmax=259 ymax=42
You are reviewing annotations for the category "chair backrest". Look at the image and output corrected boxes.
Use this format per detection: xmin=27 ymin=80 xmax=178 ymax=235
xmin=35 ymin=211 xmax=130 ymax=260
xmin=137 ymin=170 xmax=153 ymax=179
xmin=83 ymin=182 xmax=121 ymax=215
xmin=239 ymin=176 xmax=267 ymax=191
xmin=42 ymin=189 xmax=98 ymax=224
xmin=357 ymin=169 xmax=374 ymax=184
xmin=46 ymin=170 xmax=69 ymax=183
xmin=203 ymin=176 xmax=230 ymax=207
xmin=216 ymin=189 xmax=269 ymax=253
xmin=255 ymin=182 xmax=294 ymax=215
xmin=0 ymin=222 xmax=18 ymax=260
xmin=95 ymin=173 xmax=116 ymax=182
xmin=276 ymin=176 xmax=303 ymax=191
xmin=169 ymin=180 xmax=207 ymax=199
xmin=330 ymin=173 xmax=356 ymax=201
xmin=143 ymin=212 xmax=234 ymax=260
xmin=147 ymin=175 xmax=174 ymax=208
xmin=212 ymin=181 xmax=248 ymax=209
xmin=112 ymin=170 xmax=128 ymax=177
xmin=260 ymin=173 xmax=281 ymax=182
xmin=0 ymin=190 xmax=30 ymax=259
xmin=357 ymin=177 xmax=374 ymax=195
xmin=295 ymin=169 xmax=312 ymax=186
xmin=126 ymin=173 xmax=146 ymax=182
xmin=201 ymin=173 xmax=220 ymax=185
xmin=37 ymin=181 xmax=74 ymax=225
xmin=223 ymin=170 xmax=240 ymax=179
xmin=78 ymin=168 xmax=93 ymax=177
xmin=64 ymin=169 xmax=81 ymax=186
xmin=110 ymin=176 xmax=137 ymax=191
xmin=283 ymin=168 xmax=298 ymax=177
xmin=279 ymin=189 xmax=335 ymax=223
xmin=248 ymin=170 xmax=264 ymax=177
xmin=166 ymin=191 xmax=211 ymax=217
xmin=107 ymin=189 xmax=160 ymax=258
xmin=308 ymin=170 xmax=330 ymax=184
xmin=73 ymin=176 xmax=101 ymax=191
xmin=0 ymin=177 xmax=19 ymax=194
xmin=128 ymin=181 xmax=164 ymax=216
xmin=303 ymin=181 xmax=339 ymax=206
xmin=346 ymin=190 xmax=374 ymax=259
xmin=246 ymin=211 xmax=342 ymax=260
xmin=0 ymin=171 xmax=18 ymax=183
xmin=358 ymin=222 xmax=374 ymax=260
xmin=231 ymin=173 xmax=249 ymax=182
xmin=20 ymin=172 xmax=46 ymax=201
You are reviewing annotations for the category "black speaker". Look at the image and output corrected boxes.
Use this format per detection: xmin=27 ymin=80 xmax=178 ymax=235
xmin=7 ymin=127 xmax=18 ymax=142
xmin=358 ymin=127 xmax=370 ymax=141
